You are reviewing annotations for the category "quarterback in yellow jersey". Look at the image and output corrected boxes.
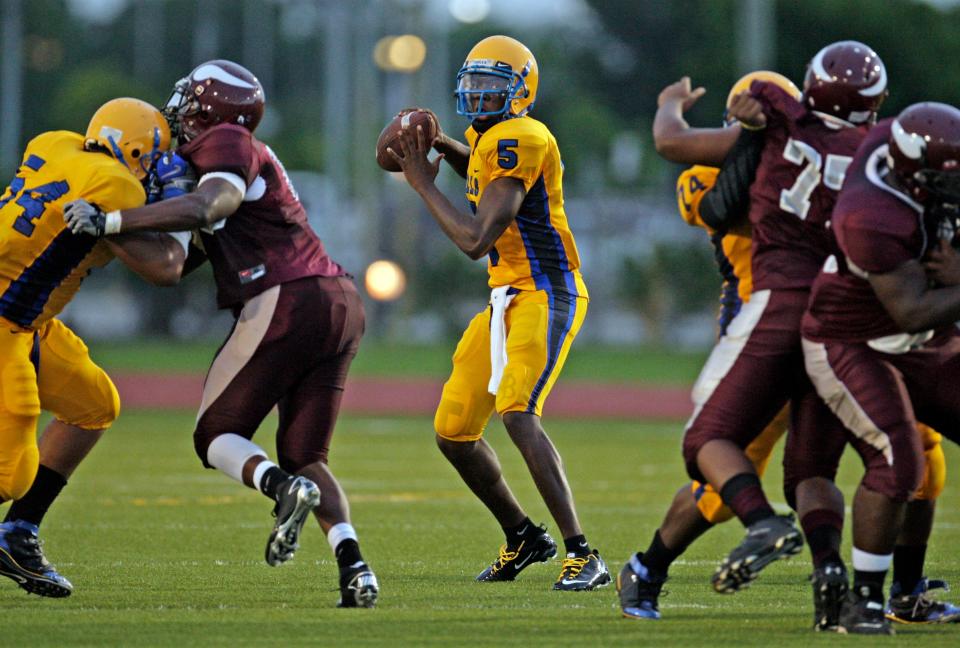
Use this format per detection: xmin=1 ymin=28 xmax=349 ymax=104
xmin=0 ymin=98 xmax=188 ymax=598
xmin=387 ymin=35 xmax=608 ymax=591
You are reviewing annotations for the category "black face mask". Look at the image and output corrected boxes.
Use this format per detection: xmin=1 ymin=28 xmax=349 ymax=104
xmin=471 ymin=114 xmax=507 ymax=134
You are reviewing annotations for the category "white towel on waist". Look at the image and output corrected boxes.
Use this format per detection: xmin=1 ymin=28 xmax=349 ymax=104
xmin=487 ymin=286 xmax=516 ymax=395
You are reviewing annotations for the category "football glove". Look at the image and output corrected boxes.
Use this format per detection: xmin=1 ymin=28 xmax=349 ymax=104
xmin=63 ymin=199 xmax=108 ymax=237
xmin=147 ymin=152 xmax=196 ymax=203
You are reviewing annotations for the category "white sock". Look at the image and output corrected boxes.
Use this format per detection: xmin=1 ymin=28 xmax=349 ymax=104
xmin=251 ymin=460 xmax=278 ymax=492
xmin=327 ymin=522 xmax=359 ymax=556
xmin=206 ymin=434 xmax=268 ymax=485
xmin=852 ymin=547 xmax=892 ymax=573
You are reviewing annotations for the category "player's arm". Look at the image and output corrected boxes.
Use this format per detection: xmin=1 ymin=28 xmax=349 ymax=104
xmin=869 ymin=250 xmax=960 ymax=332
xmin=698 ymin=128 xmax=765 ymax=231
xmin=64 ymin=178 xmax=243 ymax=235
xmin=433 ymin=133 xmax=471 ymax=178
xmin=104 ymin=232 xmax=187 ymax=287
xmin=653 ymin=77 xmax=740 ymax=166
xmin=388 ymin=125 xmax=519 ymax=259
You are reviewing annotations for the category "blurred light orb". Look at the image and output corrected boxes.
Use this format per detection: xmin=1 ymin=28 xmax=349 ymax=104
xmin=373 ymin=35 xmax=427 ymax=73
xmin=449 ymin=0 xmax=491 ymax=23
xmin=365 ymin=260 xmax=407 ymax=301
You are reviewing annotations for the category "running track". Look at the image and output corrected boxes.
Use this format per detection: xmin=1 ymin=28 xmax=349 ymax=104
xmin=112 ymin=374 xmax=692 ymax=419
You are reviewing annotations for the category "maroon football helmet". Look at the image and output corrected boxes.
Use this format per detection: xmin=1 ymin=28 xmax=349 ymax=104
xmin=163 ymin=60 xmax=265 ymax=141
xmin=888 ymin=102 xmax=960 ymax=207
xmin=803 ymin=40 xmax=887 ymax=125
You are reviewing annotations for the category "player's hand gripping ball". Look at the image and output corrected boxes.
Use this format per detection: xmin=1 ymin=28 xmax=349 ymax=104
xmin=376 ymin=109 xmax=438 ymax=172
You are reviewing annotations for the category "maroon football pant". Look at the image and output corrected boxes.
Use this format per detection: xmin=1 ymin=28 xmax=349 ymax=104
xmin=194 ymin=275 xmax=364 ymax=472
xmin=681 ymin=289 xmax=846 ymax=503
xmin=801 ymin=330 xmax=960 ymax=501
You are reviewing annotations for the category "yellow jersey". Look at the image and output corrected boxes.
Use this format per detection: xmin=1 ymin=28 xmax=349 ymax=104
xmin=676 ymin=165 xmax=753 ymax=304
xmin=0 ymin=131 xmax=146 ymax=330
xmin=464 ymin=117 xmax=587 ymax=298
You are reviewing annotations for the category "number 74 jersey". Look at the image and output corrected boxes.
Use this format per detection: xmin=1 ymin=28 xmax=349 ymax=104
xmin=463 ymin=116 xmax=587 ymax=298
xmin=746 ymin=81 xmax=869 ymax=292
xmin=0 ymin=131 xmax=146 ymax=329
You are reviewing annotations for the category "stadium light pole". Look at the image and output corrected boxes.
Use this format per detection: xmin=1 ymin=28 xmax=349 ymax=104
xmin=0 ymin=0 xmax=24 ymax=176
xmin=736 ymin=0 xmax=775 ymax=75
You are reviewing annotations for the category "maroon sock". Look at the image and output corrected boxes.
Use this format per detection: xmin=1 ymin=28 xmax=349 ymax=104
xmin=800 ymin=509 xmax=843 ymax=568
xmin=719 ymin=473 xmax=775 ymax=527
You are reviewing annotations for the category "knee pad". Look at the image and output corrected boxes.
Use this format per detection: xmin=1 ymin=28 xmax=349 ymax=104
xmin=0 ymin=439 xmax=39 ymax=502
xmin=692 ymin=481 xmax=735 ymax=524
xmin=914 ymin=442 xmax=946 ymax=501
xmin=434 ymin=392 xmax=488 ymax=442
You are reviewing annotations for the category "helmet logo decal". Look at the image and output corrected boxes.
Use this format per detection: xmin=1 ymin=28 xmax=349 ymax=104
xmin=859 ymin=64 xmax=887 ymax=97
xmin=99 ymin=125 xmax=123 ymax=143
xmin=892 ymin=119 xmax=925 ymax=160
xmin=191 ymin=64 xmax=257 ymax=89
xmin=810 ymin=49 xmax=831 ymax=81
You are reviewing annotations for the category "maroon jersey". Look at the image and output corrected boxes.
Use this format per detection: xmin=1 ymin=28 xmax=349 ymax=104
xmin=803 ymin=119 xmax=935 ymax=342
xmin=179 ymin=124 xmax=343 ymax=309
xmin=747 ymin=81 xmax=869 ymax=291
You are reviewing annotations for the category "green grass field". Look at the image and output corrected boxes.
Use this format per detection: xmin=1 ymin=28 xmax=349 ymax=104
xmin=4 ymin=410 xmax=960 ymax=646
xmin=86 ymin=340 xmax=711 ymax=384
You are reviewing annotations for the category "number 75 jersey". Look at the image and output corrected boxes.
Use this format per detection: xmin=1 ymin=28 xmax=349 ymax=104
xmin=0 ymin=131 xmax=146 ymax=329
xmin=463 ymin=116 xmax=587 ymax=298
xmin=746 ymin=80 xmax=869 ymax=291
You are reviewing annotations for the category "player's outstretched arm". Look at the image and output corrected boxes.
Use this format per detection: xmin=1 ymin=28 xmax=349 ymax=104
xmin=104 ymin=232 xmax=186 ymax=287
xmin=870 ymin=251 xmax=960 ymax=332
xmin=698 ymin=128 xmax=765 ymax=230
xmin=64 ymin=179 xmax=243 ymax=236
xmin=653 ymin=77 xmax=740 ymax=166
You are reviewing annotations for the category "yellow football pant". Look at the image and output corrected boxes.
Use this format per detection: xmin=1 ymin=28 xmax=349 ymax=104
xmin=435 ymin=290 xmax=587 ymax=442
xmin=0 ymin=318 xmax=119 ymax=501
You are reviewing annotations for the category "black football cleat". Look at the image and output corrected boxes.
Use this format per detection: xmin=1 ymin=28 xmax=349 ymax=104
xmin=811 ymin=563 xmax=848 ymax=631
xmin=0 ymin=520 xmax=73 ymax=598
xmin=265 ymin=476 xmax=321 ymax=566
xmin=337 ymin=563 xmax=379 ymax=608
xmin=838 ymin=587 xmax=894 ymax=635
xmin=553 ymin=550 xmax=611 ymax=591
xmin=712 ymin=514 xmax=803 ymax=594
xmin=476 ymin=528 xmax=557 ymax=582
xmin=617 ymin=553 xmax=665 ymax=619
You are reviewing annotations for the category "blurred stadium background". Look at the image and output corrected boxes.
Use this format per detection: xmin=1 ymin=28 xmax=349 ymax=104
xmin=5 ymin=0 xmax=960 ymax=352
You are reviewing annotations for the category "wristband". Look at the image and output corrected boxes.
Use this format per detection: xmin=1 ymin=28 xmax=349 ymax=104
xmin=104 ymin=210 xmax=123 ymax=235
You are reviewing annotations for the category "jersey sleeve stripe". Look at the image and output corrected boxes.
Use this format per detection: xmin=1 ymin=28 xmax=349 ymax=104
xmin=0 ymin=230 xmax=96 ymax=327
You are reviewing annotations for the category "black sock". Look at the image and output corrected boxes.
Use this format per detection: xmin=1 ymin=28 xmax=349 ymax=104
xmin=892 ymin=544 xmax=926 ymax=595
xmin=335 ymin=539 xmax=364 ymax=570
xmin=853 ymin=569 xmax=887 ymax=602
xmin=5 ymin=465 xmax=67 ymax=526
xmin=719 ymin=473 xmax=775 ymax=527
xmin=642 ymin=530 xmax=679 ymax=578
xmin=503 ymin=517 xmax=538 ymax=546
xmin=563 ymin=534 xmax=590 ymax=556
xmin=258 ymin=466 xmax=291 ymax=501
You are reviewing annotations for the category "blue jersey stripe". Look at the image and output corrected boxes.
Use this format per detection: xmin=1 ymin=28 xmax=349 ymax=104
xmin=514 ymin=175 xmax=577 ymax=296
xmin=526 ymin=292 xmax=576 ymax=412
xmin=709 ymin=231 xmax=743 ymax=338
xmin=0 ymin=230 xmax=97 ymax=327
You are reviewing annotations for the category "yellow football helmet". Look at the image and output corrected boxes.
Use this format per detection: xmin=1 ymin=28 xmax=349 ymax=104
xmin=85 ymin=98 xmax=171 ymax=180
xmin=724 ymin=71 xmax=800 ymax=123
xmin=456 ymin=35 xmax=538 ymax=119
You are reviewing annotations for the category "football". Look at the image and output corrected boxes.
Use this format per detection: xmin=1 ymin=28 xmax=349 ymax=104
xmin=376 ymin=109 xmax=438 ymax=172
